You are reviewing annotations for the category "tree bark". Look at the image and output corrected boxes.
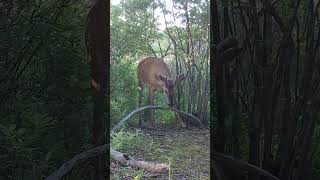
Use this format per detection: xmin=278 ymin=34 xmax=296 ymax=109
xmin=85 ymin=0 xmax=108 ymax=179
xmin=211 ymin=0 xmax=225 ymax=154
xmin=261 ymin=1 xmax=274 ymax=175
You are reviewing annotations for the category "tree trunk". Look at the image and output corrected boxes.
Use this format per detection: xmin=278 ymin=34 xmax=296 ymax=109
xmin=261 ymin=2 xmax=274 ymax=177
xmin=85 ymin=0 xmax=108 ymax=179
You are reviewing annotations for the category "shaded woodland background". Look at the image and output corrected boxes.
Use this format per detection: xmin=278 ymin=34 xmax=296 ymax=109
xmin=1 ymin=1 xmax=96 ymax=179
xmin=211 ymin=0 xmax=320 ymax=180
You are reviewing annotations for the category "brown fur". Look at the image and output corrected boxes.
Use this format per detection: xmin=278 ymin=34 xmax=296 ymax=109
xmin=137 ymin=57 xmax=172 ymax=91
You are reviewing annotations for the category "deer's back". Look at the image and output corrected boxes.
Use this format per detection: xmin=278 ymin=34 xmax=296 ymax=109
xmin=137 ymin=57 xmax=171 ymax=90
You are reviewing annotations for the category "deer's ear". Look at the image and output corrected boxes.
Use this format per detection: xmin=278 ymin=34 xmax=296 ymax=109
xmin=154 ymin=74 xmax=159 ymax=80
xmin=175 ymin=74 xmax=186 ymax=85
xmin=159 ymin=75 xmax=167 ymax=82
xmin=155 ymin=74 xmax=167 ymax=82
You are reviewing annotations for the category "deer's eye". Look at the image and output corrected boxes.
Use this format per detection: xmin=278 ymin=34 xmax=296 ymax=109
xmin=164 ymin=90 xmax=168 ymax=94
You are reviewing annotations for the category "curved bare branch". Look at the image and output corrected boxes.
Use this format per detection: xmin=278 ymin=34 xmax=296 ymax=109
xmin=111 ymin=105 xmax=208 ymax=136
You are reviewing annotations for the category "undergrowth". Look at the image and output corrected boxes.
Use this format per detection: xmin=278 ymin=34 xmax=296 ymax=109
xmin=111 ymin=130 xmax=160 ymax=154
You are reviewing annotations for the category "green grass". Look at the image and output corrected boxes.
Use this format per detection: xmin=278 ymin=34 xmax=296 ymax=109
xmin=110 ymin=127 xmax=210 ymax=179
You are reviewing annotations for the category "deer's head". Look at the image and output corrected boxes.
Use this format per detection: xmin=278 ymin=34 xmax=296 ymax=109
xmin=155 ymin=74 xmax=186 ymax=108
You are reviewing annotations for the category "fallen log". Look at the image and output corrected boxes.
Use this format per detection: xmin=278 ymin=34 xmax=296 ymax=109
xmin=111 ymin=148 xmax=169 ymax=173
xmin=47 ymin=106 xmax=201 ymax=179
xmin=45 ymin=144 xmax=169 ymax=180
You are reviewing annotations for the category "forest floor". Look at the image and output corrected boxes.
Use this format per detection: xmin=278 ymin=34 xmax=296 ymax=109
xmin=110 ymin=124 xmax=210 ymax=180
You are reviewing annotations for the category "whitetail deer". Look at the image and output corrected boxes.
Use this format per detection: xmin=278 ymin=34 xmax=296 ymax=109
xmin=137 ymin=57 xmax=187 ymax=127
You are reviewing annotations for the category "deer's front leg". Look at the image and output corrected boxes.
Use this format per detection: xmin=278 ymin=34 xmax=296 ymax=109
xmin=138 ymin=80 xmax=144 ymax=92
xmin=147 ymin=87 xmax=156 ymax=124
xmin=138 ymin=81 xmax=144 ymax=125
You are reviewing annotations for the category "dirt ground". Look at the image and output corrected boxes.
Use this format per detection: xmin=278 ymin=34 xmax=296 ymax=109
xmin=110 ymin=124 xmax=210 ymax=180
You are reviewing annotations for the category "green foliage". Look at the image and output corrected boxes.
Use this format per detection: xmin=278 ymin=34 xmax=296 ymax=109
xmin=110 ymin=58 xmax=139 ymax=125
xmin=0 ymin=102 xmax=62 ymax=179
xmin=0 ymin=1 xmax=91 ymax=179
xmin=111 ymin=130 xmax=146 ymax=151
xmin=133 ymin=170 xmax=145 ymax=180
xmin=154 ymin=110 xmax=176 ymax=124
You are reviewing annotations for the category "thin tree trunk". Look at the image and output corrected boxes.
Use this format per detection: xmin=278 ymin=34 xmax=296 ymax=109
xmin=248 ymin=1 xmax=262 ymax=180
xmin=211 ymin=0 xmax=226 ymax=155
xmin=261 ymin=1 xmax=274 ymax=176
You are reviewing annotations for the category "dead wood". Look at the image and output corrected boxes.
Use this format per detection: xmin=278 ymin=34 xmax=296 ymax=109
xmin=186 ymin=130 xmax=210 ymax=134
xmin=45 ymin=144 xmax=169 ymax=180
xmin=111 ymin=148 xmax=169 ymax=173
xmin=143 ymin=173 xmax=162 ymax=178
